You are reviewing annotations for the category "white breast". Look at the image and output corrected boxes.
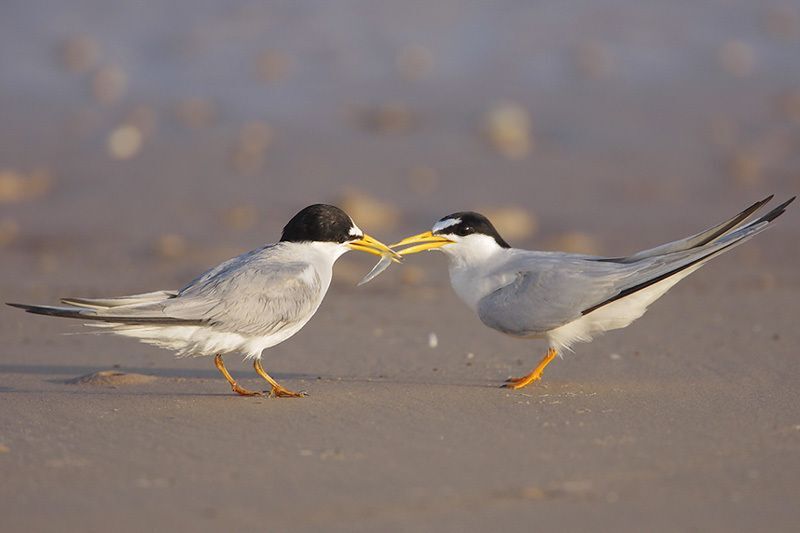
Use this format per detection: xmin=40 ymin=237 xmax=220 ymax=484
xmin=545 ymin=264 xmax=702 ymax=351
xmin=443 ymin=238 xmax=517 ymax=311
xmin=449 ymin=265 xmax=509 ymax=311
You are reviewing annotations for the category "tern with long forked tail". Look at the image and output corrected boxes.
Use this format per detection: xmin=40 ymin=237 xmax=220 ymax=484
xmin=8 ymin=204 xmax=399 ymax=398
xmin=392 ymin=196 xmax=794 ymax=390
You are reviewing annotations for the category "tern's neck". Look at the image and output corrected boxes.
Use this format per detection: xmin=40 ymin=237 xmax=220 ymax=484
xmin=279 ymin=241 xmax=348 ymax=291
xmin=282 ymin=241 xmax=349 ymax=266
xmin=442 ymin=235 xmax=512 ymax=310
xmin=442 ymin=234 xmax=506 ymax=268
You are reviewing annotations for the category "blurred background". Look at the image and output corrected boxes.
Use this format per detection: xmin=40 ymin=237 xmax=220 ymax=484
xmin=2 ymin=2 xmax=800 ymax=531
xmin=2 ymin=0 xmax=798 ymax=298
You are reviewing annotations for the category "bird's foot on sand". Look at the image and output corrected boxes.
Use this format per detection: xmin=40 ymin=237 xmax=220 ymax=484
xmin=269 ymin=386 xmax=307 ymax=398
xmin=501 ymin=375 xmax=541 ymax=390
xmin=231 ymin=383 xmax=265 ymax=396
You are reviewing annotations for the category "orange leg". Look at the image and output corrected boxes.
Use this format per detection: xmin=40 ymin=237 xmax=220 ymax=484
xmin=253 ymin=359 xmax=306 ymax=398
xmin=503 ymin=347 xmax=558 ymax=390
xmin=214 ymin=354 xmax=264 ymax=396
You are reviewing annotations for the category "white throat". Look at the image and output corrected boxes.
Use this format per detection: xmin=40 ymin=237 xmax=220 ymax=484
xmin=291 ymin=241 xmax=350 ymax=265
xmin=441 ymin=235 xmax=511 ymax=310
xmin=441 ymin=234 xmax=503 ymax=266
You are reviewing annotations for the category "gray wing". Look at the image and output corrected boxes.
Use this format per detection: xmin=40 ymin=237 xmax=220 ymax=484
xmin=477 ymin=197 xmax=794 ymax=335
xmin=161 ymin=259 xmax=323 ymax=336
xmin=9 ymin=245 xmax=324 ymax=336
xmin=477 ymin=255 xmax=625 ymax=335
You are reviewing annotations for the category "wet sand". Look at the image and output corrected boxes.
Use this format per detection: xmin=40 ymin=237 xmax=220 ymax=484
xmin=1 ymin=1 xmax=799 ymax=531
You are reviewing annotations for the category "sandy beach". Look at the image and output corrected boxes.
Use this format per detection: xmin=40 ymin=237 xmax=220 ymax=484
xmin=1 ymin=1 xmax=799 ymax=531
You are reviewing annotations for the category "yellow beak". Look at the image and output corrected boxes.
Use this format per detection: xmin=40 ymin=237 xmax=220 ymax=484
xmin=348 ymin=234 xmax=403 ymax=262
xmin=390 ymin=231 xmax=454 ymax=255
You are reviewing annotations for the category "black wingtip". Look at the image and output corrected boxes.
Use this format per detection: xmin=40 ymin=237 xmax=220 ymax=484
xmin=754 ymin=196 xmax=795 ymax=225
xmin=6 ymin=302 xmax=81 ymax=318
xmin=6 ymin=302 xmax=34 ymax=311
xmin=693 ymin=194 xmax=776 ymax=247
xmin=747 ymin=195 xmax=773 ymax=213
xmin=8 ymin=301 xmax=204 ymax=326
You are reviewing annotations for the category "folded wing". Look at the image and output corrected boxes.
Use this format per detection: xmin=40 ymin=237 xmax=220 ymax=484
xmin=478 ymin=196 xmax=794 ymax=336
xmin=8 ymin=247 xmax=324 ymax=338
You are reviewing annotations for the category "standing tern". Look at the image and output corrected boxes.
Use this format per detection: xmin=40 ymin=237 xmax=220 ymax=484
xmin=8 ymin=204 xmax=399 ymax=398
xmin=392 ymin=196 xmax=794 ymax=390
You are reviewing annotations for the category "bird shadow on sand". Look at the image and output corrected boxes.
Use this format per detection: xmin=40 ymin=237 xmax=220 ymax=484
xmin=0 ymin=363 xmax=509 ymax=391
xmin=0 ymin=363 xmax=306 ymax=380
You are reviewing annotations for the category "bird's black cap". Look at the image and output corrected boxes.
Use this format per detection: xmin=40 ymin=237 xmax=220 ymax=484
xmin=433 ymin=211 xmax=511 ymax=248
xmin=280 ymin=204 xmax=360 ymax=243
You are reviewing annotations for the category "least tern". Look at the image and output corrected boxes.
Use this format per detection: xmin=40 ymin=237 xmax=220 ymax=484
xmin=8 ymin=204 xmax=399 ymax=398
xmin=393 ymin=196 xmax=794 ymax=390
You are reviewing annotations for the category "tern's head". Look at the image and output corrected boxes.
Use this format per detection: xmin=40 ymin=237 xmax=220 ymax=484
xmin=392 ymin=211 xmax=510 ymax=259
xmin=280 ymin=204 xmax=399 ymax=259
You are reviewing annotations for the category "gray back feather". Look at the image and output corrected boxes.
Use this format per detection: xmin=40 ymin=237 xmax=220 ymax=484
xmin=477 ymin=253 xmax=625 ymax=335
xmin=100 ymin=244 xmax=324 ymax=335
xmin=477 ymin=215 xmax=773 ymax=336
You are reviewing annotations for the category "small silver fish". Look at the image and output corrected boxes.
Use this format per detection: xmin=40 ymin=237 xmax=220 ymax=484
xmin=358 ymin=253 xmax=396 ymax=286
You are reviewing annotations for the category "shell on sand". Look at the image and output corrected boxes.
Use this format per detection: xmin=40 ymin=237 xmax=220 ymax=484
xmin=66 ymin=370 xmax=157 ymax=386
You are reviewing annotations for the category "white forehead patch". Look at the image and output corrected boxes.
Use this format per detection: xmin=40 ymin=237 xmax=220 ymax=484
xmin=432 ymin=217 xmax=461 ymax=233
xmin=349 ymin=222 xmax=363 ymax=237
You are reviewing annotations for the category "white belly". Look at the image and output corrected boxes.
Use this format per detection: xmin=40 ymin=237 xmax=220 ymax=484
xmin=546 ymin=265 xmax=701 ymax=350
xmin=106 ymin=314 xmax=315 ymax=359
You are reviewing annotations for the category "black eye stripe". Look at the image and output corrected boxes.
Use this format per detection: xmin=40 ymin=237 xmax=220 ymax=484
xmin=433 ymin=211 xmax=511 ymax=248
